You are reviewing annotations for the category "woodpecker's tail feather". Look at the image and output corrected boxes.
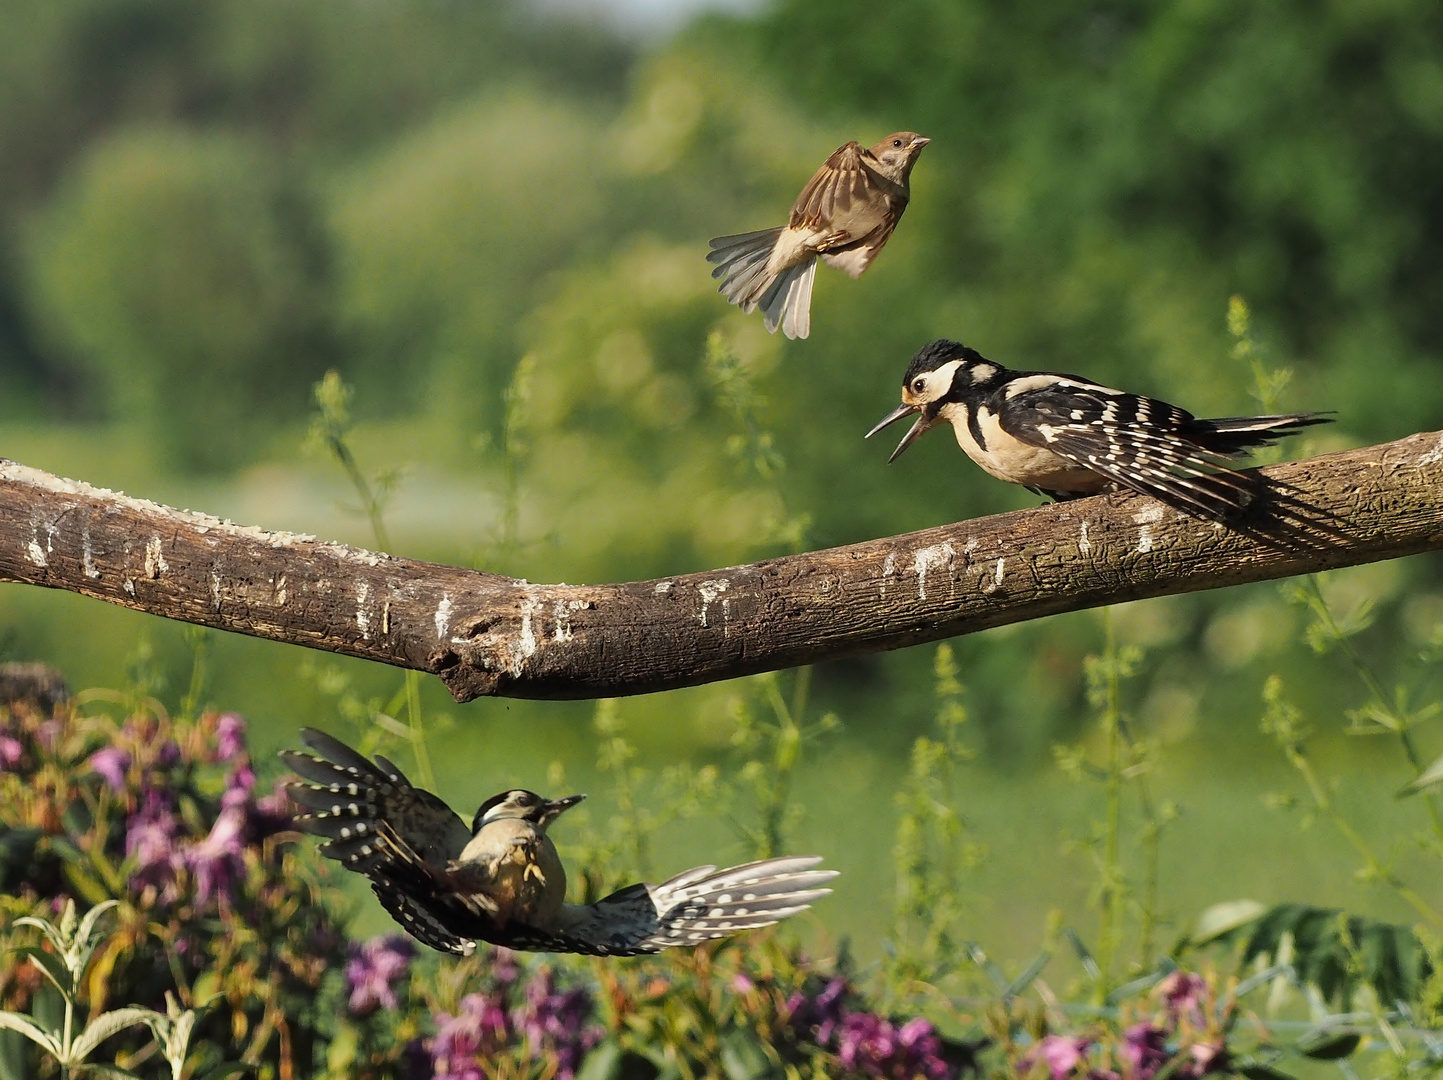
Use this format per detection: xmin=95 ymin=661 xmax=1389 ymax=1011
xmin=1195 ymin=412 xmax=1333 ymax=456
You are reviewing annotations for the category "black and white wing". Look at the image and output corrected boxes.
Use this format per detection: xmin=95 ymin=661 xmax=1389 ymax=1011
xmin=997 ymin=378 xmax=1327 ymax=520
xmin=281 ymin=728 xmax=470 ymax=878
xmin=367 ymin=854 xmax=836 ymax=957
xmin=526 ymin=856 xmax=837 ymax=957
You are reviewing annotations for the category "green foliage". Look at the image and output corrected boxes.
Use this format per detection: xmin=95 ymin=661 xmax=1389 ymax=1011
xmin=885 ymin=644 xmax=983 ymax=1007
xmin=24 ymin=126 xmax=332 ymax=470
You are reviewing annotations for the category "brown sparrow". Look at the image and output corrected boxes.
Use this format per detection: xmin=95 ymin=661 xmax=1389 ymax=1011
xmin=707 ymin=132 xmax=930 ymax=339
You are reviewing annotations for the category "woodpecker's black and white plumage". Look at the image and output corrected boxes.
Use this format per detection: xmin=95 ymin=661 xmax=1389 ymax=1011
xmin=282 ymin=729 xmax=836 ymax=957
xmin=866 ymin=339 xmax=1331 ymax=522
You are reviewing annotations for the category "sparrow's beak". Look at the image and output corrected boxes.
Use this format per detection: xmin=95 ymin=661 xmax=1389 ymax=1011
xmin=865 ymin=402 xmax=935 ymax=463
xmin=910 ymin=136 xmax=931 ymax=149
xmin=542 ymin=793 xmax=586 ymax=824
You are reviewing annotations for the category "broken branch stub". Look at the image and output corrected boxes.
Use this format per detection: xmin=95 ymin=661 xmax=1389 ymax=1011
xmin=1 ymin=431 xmax=1441 ymax=702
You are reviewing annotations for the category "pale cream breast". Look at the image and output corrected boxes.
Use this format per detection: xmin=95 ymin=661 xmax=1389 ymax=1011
xmin=941 ymin=403 xmax=1107 ymax=492
xmin=459 ymin=819 xmax=568 ymax=928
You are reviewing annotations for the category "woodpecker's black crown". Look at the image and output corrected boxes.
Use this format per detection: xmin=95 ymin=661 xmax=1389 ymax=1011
xmin=901 ymin=339 xmax=988 ymax=385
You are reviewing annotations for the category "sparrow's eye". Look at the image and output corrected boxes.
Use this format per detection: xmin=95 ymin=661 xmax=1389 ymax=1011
xmin=892 ymin=139 xmax=903 ymax=148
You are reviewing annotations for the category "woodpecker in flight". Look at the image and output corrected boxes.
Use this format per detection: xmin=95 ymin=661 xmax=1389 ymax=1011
xmin=866 ymin=339 xmax=1331 ymax=522
xmin=282 ymin=729 xmax=837 ymax=956
xmin=707 ymin=132 xmax=930 ymax=340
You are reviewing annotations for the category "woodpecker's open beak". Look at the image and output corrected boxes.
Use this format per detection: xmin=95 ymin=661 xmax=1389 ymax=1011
xmin=865 ymin=402 xmax=934 ymax=463
xmin=542 ymin=791 xmax=582 ymax=820
xmin=545 ymin=794 xmax=586 ymax=821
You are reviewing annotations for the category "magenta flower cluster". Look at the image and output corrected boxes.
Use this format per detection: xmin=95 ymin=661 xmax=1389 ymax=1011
xmin=1021 ymin=973 xmax=1229 ymax=1080
xmin=87 ymin=711 xmax=290 ymax=909
xmin=345 ymin=935 xmax=416 ymax=1017
xmin=424 ymin=953 xmax=603 ymax=1080
xmin=788 ymin=976 xmax=955 ymax=1079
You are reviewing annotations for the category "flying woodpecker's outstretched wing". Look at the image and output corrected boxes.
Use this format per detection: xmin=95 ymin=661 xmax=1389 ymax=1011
xmin=281 ymin=728 xmax=470 ymax=877
xmin=372 ymin=853 xmax=837 ymax=957
xmin=546 ymin=856 xmax=838 ymax=956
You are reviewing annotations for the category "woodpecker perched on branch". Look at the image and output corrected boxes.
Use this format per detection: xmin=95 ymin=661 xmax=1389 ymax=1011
xmin=867 ymin=339 xmax=1332 ymax=523
xmin=282 ymin=729 xmax=837 ymax=956
xmin=707 ymin=132 xmax=930 ymax=340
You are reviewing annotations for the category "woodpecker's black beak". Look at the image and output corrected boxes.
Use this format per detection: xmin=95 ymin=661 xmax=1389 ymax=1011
xmin=541 ymin=793 xmax=585 ymax=825
xmin=865 ymin=402 xmax=934 ymax=463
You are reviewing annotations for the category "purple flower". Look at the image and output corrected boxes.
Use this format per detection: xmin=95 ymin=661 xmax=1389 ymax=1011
xmin=155 ymin=740 xmax=181 ymax=768
xmin=430 ymin=993 xmax=508 ymax=1080
xmin=1122 ymin=1024 xmax=1170 ymax=1080
xmin=221 ymin=765 xmax=256 ymax=810
xmin=89 ymin=747 xmax=132 ymax=791
xmin=788 ymin=976 xmax=850 ymax=1047
xmin=836 ymin=1013 xmax=952 ymax=1080
xmin=345 ymin=935 xmax=415 ymax=1017
xmin=733 ymin=973 xmax=756 ymax=994
xmin=246 ymin=779 xmax=293 ymax=839
xmin=1184 ymin=1041 xmax=1228 ymax=1077
xmin=0 ymin=735 xmax=22 ymax=769
xmin=215 ymin=714 xmax=247 ymax=761
xmin=515 ymin=968 xmax=604 ymax=1079
xmin=125 ymin=790 xmax=184 ymax=901
xmin=1026 ymin=1035 xmax=1090 ymax=1080
xmin=489 ymin=946 xmax=521 ymax=989
xmin=186 ymin=806 xmax=247 ymax=906
xmin=1159 ymin=972 xmax=1206 ymax=1023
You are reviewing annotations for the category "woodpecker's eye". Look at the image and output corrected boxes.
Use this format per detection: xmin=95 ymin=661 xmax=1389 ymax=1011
xmin=912 ymin=377 xmax=926 ymax=393
xmin=892 ymin=139 xmax=903 ymax=148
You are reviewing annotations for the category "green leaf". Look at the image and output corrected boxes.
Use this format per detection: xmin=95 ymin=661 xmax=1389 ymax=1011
xmin=1231 ymin=963 xmax=1294 ymax=1001
xmin=73 ymin=1065 xmax=147 ymax=1080
xmin=11 ymin=915 xmax=67 ymax=956
xmin=1191 ymin=900 xmax=1266 ymax=945
xmin=1401 ymin=751 xmax=1443 ymax=795
xmin=1234 ymin=1059 xmax=1300 ymax=1080
xmin=192 ymin=1064 xmax=253 ymax=1080
xmin=720 ymin=1028 xmax=778 ymax=1080
xmin=1295 ymin=1028 xmax=1361 ymax=1060
xmin=1003 ymin=952 xmax=1051 ymax=1002
xmin=0 ymin=1012 xmax=60 ymax=1057
xmin=574 ymin=1040 xmax=623 ymax=1080
xmin=13 ymin=948 xmax=72 ymax=999
xmin=70 ymin=1008 xmax=162 ymax=1063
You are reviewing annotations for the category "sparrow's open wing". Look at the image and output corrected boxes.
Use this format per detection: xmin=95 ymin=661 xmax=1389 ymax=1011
xmin=281 ymin=728 xmax=470 ymax=877
xmin=789 ymin=142 xmax=898 ymax=243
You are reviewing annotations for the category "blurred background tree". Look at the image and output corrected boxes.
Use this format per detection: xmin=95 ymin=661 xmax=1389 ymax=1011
xmin=0 ymin=0 xmax=1440 ymax=967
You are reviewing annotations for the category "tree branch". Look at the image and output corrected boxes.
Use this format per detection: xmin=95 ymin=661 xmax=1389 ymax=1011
xmin=2 ymin=432 xmax=1441 ymax=702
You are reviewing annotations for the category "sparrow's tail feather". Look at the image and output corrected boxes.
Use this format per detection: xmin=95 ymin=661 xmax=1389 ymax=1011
xmin=707 ymin=227 xmax=784 ymax=311
xmin=758 ymin=258 xmax=816 ymax=339
xmin=777 ymin=259 xmax=816 ymax=339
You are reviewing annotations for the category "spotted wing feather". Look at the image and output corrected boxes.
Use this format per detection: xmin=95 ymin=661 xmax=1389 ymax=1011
xmin=998 ymin=383 xmax=1326 ymax=520
xmin=281 ymin=727 xmax=470 ymax=876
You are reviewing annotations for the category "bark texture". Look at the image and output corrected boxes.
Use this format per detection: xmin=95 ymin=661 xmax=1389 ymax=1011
xmin=2 ymin=432 xmax=1442 ymax=702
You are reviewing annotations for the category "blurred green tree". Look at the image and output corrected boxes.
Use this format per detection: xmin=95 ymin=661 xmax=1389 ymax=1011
xmin=25 ymin=126 xmax=331 ymax=470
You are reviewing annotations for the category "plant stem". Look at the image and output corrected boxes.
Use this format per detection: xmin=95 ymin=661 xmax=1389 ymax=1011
xmin=1095 ymin=610 xmax=1125 ymax=999
xmin=404 ymin=670 xmax=436 ymax=792
xmin=1305 ymin=577 xmax=1443 ymax=850
xmin=1283 ymin=738 xmax=1442 ymax=927
xmin=324 ymin=430 xmax=391 ymax=552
